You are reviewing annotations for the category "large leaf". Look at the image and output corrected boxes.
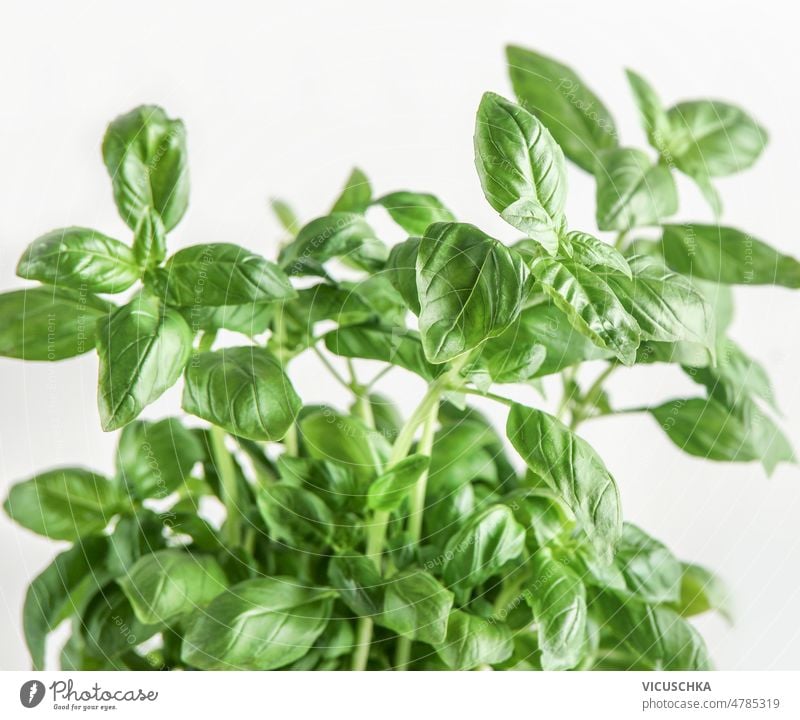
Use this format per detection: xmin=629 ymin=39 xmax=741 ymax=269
xmin=527 ymin=548 xmax=587 ymax=670
xmin=0 ymin=286 xmax=111 ymax=361
xmin=116 ymin=417 xmax=205 ymax=498
xmin=380 ymin=570 xmax=454 ymax=645
xmin=181 ymin=577 xmax=334 ymax=670
xmin=182 ymin=346 xmax=300 ymax=441
xmin=17 ymin=227 xmax=140 ymax=293
xmin=648 ymin=396 xmax=794 ymax=475
xmin=435 ymin=611 xmax=513 ymax=669
xmin=97 ymin=294 xmax=192 ymax=431
xmin=152 ymin=243 xmax=296 ymax=306
xmin=417 ymin=222 xmax=528 ymax=363
xmin=119 ymin=549 xmax=226 ymax=624
xmin=506 ymin=45 xmax=618 ymax=172
xmin=507 ymin=404 xmax=622 ymax=562
xmin=665 ymin=100 xmax=767 ymax=178
xmin=529 ymin=255 xmax=640 ymax=365
xmin=474 ymin=92 xmax=566 ymax=252
xmin=22 ymin=537 xmax=110 ymax=669
xmin=102 ymin=105 xmax=189 ymax=230
xmin=375 ymin=191 xmax=455 ymax=235
xmin=594 ymin=148 xmax=677 ymax=231
xmin=442 ymin=505 xmax=526 ymax=600
xmin=4 ymin=468 xmax=123 ymax=541
xmin=661 ymin=224 xmax=800 ymax=288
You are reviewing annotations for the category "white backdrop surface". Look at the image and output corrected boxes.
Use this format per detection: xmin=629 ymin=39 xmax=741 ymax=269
xmin=0 ymin=0 xmax=798 ymax=670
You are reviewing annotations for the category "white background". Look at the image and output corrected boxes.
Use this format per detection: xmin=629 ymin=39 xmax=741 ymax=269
xmin=1 ymin=0 xmax=798 ymax=670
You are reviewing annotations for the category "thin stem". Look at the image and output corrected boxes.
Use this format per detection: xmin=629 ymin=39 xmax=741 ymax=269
xmin=209 ymin=425 xmax=241 ymax=547
xmin=571 ymin=363 xmax=617 ymax=430
xmin=366 ymin=364 xmax=395 ymax=390
xmin=312 ymin=344 xmax=352 ymax=392
xmin=394 ymin=401 xmax=439 ymax=670
xmin=455 ymin=386 xmax=514 ymax=407
xmin=283 ymin=423 xmax=299 ymax=456
xmin=614 ymin=230 xmax=629 ymax=251
xmin=351 ymin=617 xmax=374 ymax=671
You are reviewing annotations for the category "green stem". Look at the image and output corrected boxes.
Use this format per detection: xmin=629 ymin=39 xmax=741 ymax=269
xmin=571 ymin=363 xmax=617 ymax=430
xmin=313 ymin=344 xmax=352 ymax=392
xmin=209 ymin=425 xmax=241 ymax=547
xmin=455 ymin=386 xmax=514 ymax=407
xmin=614 ymin=230 xmax=629 ymax=251
xmin=394 ymin=402 xmax=439 ymax=670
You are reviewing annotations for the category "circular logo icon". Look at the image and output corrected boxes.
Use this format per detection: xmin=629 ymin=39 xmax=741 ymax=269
xmin=20 ymin=680 xmax=45 ymax=709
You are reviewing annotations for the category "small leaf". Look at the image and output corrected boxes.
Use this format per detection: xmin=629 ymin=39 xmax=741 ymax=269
xmin=661 ymin=224 xmax=800 ymax=288
xmin=671 ymin=563 xmax=733 ymax=624
xmin=97 ymin=294 xmax=193 ymax=431
xmin=102 ymin=105 xmax=189 ymax=231
xmin=331 ymin=167 xmax=372 ymax=214
xmin=4 ymin=468 xmax=123 ymax=541
xmin=381 ymin=570 xmax=454 ymax=645
xmin=625 ymin=69 xmax=670 ymax=147
xmin=182 ymin=346 xmax=301 ymax=441
xmin=133 ymin=208 xmax=167 ymax=269
xmin=328 ymin=554 xmax=384 ymax=618
xmin=417 ymin=222 xmax=529 ymax=363
xmin=367 ymin=454 xmax=430 ymax=511
xmin=17 ymin=227 xmax=140 ymax=293
xmin=614 ymin=523 xmax=682 ymax=604
xmin=376 ymin=191 xmax=455 ymax=235
xmin=181 ymin=577 xmax=334 ymax=670
xmin=594 ymin=148 xmax=677 ymax=231
xmin=507 ymin=403 xmax=622 ymax=562
xmin=567 ymin=231 xmax=632 ymax=278
xmin=270 ymin=198 xmax=301 ymax=235
xmin=506 ymin=45 xmax=618 ymax=172
xmin=474 ymin=92 xmax=566 ymax=252
xmin=257 ymin=483 xmax=335 ymax=548
xmin=385 ymin=236 xmax=421 ymax=314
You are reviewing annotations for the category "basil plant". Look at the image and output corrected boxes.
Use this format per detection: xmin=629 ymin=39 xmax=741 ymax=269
xmin=2 ymin=45 xmax=794 ymax=671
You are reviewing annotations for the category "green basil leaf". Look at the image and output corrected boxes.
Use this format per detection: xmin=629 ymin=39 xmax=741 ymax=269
xmin=685 ymin=337 xmax=777 ymax=412
xmin=17 ymin=227 xmax=140 ymax=293
xmin=468 ymin=315 xmax=547 ymax=385
xmin=105 ymin=512 xmax=167 ymax=578
xmin=417 ymin=222 xmax=529 ymax=363
xmin=671 ymin=563 xmax=732 ymax=624
xmin=325 ymin=324 xmax=440 ymax=380
xmin=594 ymin=593 xmax=711 ymax=670
xmin=385 ymin=236 xmax=421 ymax=314
xmin=270 ymin=198 xmax=301 ymax=235
xmin=97 ymin=294 xmax=193 ymax=431
xmin=435 ymin=610 xmax=513 ymax=669
xmin=4 ymin=468 xmax=123 ymax=541
xmin=474 ymin=92 xmax=566 ymax=253
xmin=119 ymin=549 xmax=226 ymax=624
xmin=133 ymin=207 xmax=167 ymax=269
xmin=661 ymin=224 xmax=800 ymax=288
xmin=381 ymin=570 xmax=454 ymax=645
xmin=22 ymin=537 xmax=110 ymax=669
xmin=614 ymin=523 xmax=682 ymax=604
xmin=80 ymin=583 xmax=161 ymax=658
xmin=367 ymin=454 xmax=430 ymax=512
xmin=507 ymin=403 xmax=622 ymax=562
xmin=665 ymin=100 xmax=767 ymax=178
xmin=648 ymin=396 xmax=794 ymax=476
xmin=328 ymin=554 xmax=384 ymax=618
xmin=0 ymin=286 xmax=111 ymax=361
xmin=153 ymin=243 xmax=296 ymax=306
xmin=375 ymin=191 xmax=455 ymax=235
xmin=182 ymin=346 xmax=301 ymax=441
xmin=117 ymin=417 xmax=205 ymax=498
xmin=181 ymin=577 xmax=334 ymax=670
xmin=529 ymin=255 xmax=640 ymax=365
xmin=606 ymin=256 xmax=714 ymax=353
xmin=299 ymin=409 xmax=390 ymax=481
xmin=625 ymin=69 xmax=670 ymax=147
xmin=567 ymin=231 xmax=632 ymax=278
xmin=506 ymin=45 xmax=618 ymax=172
xmin=594 ymin=148 xmax=677 ymax=231
xmin=102 ymin=105 xmax=189 ymax=230
xmin=279 ymin=213 xmax=387 ymax=275
xmin=257 ymin=482 xmax=335 ymax=548
xmin=182 ymin=302 xmax=273 ymax=338
xmin=527 ymin=548 xmax=588 ymax=670
xmin=442 ymin=505 xmax=526 ymax=599
xmin=331 ymin=167 xmax=372 ymax=213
